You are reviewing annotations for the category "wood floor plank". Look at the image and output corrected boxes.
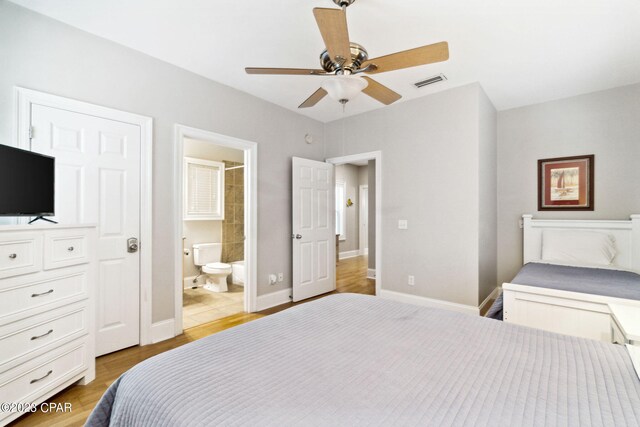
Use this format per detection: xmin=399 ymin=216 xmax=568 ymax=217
xmin=9 ymin=256 xmax=373 ymax=426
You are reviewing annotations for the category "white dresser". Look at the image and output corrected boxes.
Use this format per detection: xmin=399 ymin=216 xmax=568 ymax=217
xmin=0 ymin=224 xmax=96 ymax=426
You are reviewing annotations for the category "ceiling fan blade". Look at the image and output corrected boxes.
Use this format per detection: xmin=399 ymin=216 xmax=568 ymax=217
xmin=313 ymin=8 xmax=352 ymax=64
xmin=361 ymin=77 xmax=402 ymax=105
xmin=298 ymin=88 xmax=328 ymax=108
xmin=245 ymin=67 xmax=327 ymax=76
xmin=363 ymin=41 xmax=449 ymax=74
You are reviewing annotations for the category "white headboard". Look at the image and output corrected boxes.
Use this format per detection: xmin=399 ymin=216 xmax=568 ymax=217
xmin=523 ymin=214 xmax=640 ymax=271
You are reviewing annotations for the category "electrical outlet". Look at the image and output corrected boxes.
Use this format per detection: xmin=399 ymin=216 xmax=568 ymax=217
xmin=268 ymin=274 xmax=277 ymax=285
xmin=278 ymin=273 xmax=284 ymax=282
xmin=398 ymin=220 xmax=408 ymax=230
xmin=408 ymin=275 xmax=415 ymax=286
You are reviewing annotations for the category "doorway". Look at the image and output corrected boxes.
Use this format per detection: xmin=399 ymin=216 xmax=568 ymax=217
xmin=174 ymin=125 xmax=257 ymax=335
xmin=326 ymin=151 xmax=382 ymax=296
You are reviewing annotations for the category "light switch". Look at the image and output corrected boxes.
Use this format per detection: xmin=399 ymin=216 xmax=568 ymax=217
xmin=398 ymin=220 xmax=408 ymax=230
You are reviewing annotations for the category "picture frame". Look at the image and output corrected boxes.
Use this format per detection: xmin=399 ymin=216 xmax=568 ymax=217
xmin=538 ymin=154 xmax=594 ymax=211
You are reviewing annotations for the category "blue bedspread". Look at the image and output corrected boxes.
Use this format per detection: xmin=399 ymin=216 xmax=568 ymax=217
xmin=486 ymin=262 xmax=640 ymax=320
xmin=86 ymin=294 xmax=640 ymax=426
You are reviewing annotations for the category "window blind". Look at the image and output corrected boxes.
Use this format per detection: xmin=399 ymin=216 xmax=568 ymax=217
xmin=184 ymin=157 xmax=224 ymax=220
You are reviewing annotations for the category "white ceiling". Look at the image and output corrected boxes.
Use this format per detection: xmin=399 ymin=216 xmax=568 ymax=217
xmin=10 ymin=0 xmax=640 ymax=123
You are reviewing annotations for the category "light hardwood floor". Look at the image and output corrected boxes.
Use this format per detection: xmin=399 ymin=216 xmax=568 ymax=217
xmin=10 ymin=256 xmax=373 ymax=426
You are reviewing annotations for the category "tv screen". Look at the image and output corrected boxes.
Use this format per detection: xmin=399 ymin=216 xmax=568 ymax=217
xmin=0 ymin=145 xmax=55 ymax=217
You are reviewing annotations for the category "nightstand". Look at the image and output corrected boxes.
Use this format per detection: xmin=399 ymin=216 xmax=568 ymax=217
xmin=609 ymin=304 xmax=640 ymax=347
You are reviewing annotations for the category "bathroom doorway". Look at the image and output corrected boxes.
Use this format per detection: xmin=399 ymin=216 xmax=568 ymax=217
xmin=174 ymin=125 xmax=257 ymax=334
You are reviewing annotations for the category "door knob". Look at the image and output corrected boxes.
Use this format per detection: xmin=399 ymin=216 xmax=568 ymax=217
xmin=292 ymin=234 xmax=302 ymax=239
xmin=127 ymin=237 xmax=139 ymax=253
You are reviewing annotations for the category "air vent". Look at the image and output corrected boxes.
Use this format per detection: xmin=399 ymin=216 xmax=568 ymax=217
xmin=414 ymin=74 xmax=447 ymax=88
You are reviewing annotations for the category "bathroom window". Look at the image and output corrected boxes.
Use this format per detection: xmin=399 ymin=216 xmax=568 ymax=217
xmin=184 ymin=157 xmax=225 ymax=220
xmin=335 ymin=180 xmax=346 ymax=240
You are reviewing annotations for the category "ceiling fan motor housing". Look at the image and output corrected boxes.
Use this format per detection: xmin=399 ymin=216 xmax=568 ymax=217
xmin=332 ymin=0 xmax=355 ymax=7
xmin=320 ymin=43 xmax=368 ymax=74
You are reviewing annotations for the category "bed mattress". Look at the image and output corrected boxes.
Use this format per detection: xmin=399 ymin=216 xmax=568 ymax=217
xmin=87 ymin=294 xmax=640 ymax=426
xmin=486 ymin=263 xmax=640 ymax=320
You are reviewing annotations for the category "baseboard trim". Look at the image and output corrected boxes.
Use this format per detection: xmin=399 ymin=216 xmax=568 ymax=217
xmin=379 ymin=289 xmax=478 ymax=315
xmin=479 ymin=286 xmax=501 ymax=315
xmin=367 ymin=268 xmax=376 ymax=279
xmin=359 ymin=248 xmax=369 ymax=256
xmin=339 ymin=250 xmax=360 ymax=260
xmin=256 ymin=288 xmax=292 ymax=311
xmin=183 ymin=275 xmax=202 ymax=289
xmin=150 ymin=319 xmax=176 ymax=344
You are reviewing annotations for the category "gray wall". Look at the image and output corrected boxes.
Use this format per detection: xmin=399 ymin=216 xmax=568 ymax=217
xmin=326 ymin=83 xmax=494 ymax=307
xmin=184 ymin=138 xmax=244 ymax=163
xmin=358 ymin=165 xmax=368 ymax=187
xmin=0 ymin=2 xmax=325 ymax=322
xmin=497 ymin=83 xmax=640 ymax=285
xmin=478 ymin=88 xmax=498 ymax=304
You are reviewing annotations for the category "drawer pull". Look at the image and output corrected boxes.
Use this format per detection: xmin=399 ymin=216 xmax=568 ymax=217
xmin=30 ymin=370 xmax=53 ymax=384
xmin=30 ymin=329 xmax=54 ymax=340
xmin=68 ymin=246 xmax=75 ymax=252
xmin=8 ymin=253 xmax=17 ymax=259
xmin=31 ymin=289 xmax=54 ymax=298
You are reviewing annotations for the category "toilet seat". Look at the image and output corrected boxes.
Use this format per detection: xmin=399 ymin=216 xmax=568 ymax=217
xmin=203 ymin=262 xmax=232 ymax=274
xmin=207 ymin=262 xmax=231 ymax=269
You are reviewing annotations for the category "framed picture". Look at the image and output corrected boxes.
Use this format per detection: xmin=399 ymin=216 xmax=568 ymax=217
xmin=538 ymin=154 xmax=594 ymax=211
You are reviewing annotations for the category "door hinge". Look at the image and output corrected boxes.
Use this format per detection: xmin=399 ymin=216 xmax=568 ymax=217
xmin=28 ymin=126 xmax=34 ymax=140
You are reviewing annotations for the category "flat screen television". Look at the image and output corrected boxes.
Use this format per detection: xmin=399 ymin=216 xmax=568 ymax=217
xmin=0 ymin=144 xmax=55 ymax=221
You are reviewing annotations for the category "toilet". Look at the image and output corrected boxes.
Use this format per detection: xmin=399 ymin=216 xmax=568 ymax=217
xmin=192 ymin=243 xmax=232 ymax=292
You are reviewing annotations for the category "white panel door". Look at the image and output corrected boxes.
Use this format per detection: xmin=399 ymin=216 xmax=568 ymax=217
xmin=359 ymin=185 xmax=368 ymax=252
xmin=292 ymin=157 xmax=335 ymax=302
xmin=30 ymin=104 xmax=141 ymax=356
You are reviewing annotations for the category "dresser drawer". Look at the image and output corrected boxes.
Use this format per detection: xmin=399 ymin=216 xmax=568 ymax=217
xmin=0 ymin=307 xmax=88 ymax=370
xmin=44 ymin=229 xmax=90 ymax=270
xmin=0 ymin=269 xmax=88 ymax=325
xmin=0 ymin=343 xmax=86 ymax=415
xmin=0 ymin=233 xmax=42 ymax=279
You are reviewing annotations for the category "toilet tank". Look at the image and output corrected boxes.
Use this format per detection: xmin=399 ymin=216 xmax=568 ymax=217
xmin=192 ymin=243 xmax=222 ymax=266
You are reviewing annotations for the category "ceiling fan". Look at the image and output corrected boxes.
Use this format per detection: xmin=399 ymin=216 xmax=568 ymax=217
xmin=245 ymin=0 xmax=449 ymax=109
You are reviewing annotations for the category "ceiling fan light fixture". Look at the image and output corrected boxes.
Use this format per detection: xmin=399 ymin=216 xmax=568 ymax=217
xmin=321 ymin=75 xmax=368 ymax=104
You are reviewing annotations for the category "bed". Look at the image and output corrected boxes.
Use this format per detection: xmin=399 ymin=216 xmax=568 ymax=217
xmin=493 ymin=214 xmax=640 ymax=342
xmin=87 ymin=294 xmax=640 ymax=426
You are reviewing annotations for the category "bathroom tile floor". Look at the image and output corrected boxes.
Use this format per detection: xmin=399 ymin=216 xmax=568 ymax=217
xmin=183 ymin=284 xmax=244 ymax=329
